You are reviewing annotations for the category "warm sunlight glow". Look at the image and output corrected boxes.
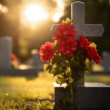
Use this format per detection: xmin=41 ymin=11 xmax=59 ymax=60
xmin=52 ymin=0 xmax=66 ymax=22
xmin=31 ymin=49 xmax=38 ymax=54
xmin=0 ymin=4 xmax=8 ymax=13
xmin=53 ymin=13 xmax=60 ymax=22
xmin=19 ymin=64 xmax=29 ymax=70
xmin=56 ymin=0 xmax=65 ymax=8
xmin=24 ymin=5 xmax=48 ymax=22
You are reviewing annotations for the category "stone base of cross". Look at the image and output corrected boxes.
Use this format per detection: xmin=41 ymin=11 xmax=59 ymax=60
xmin=54 ymin=82 xmax=110 ymax=109
xmin=51 ymin=1 xmax=110 ymax=109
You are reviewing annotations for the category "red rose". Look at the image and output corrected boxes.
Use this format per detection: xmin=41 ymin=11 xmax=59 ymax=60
xmin=53 ymin=23 xmax=76 ymax=41
xmin=11 ymin=54 xmax=18 ymax=62
xmin=58 ymin=38 xmax=77 ymax=56
xmin=85 ymin=46 xmax=101 ymax=64
xmin=39 ymin=42 xmax=56 ymax=62
xmin=77 ymin=35 xmax=91 ymax=48
xmin=77 ymin=35 xmax=101 ymax=64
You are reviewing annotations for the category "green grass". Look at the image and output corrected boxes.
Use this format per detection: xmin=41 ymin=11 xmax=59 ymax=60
xmin=85 ymin=74 xmax=110 ymax=86
xmin=0 ymin=72 xmax=55 ymax=110
xmin=0 ymin=71 xmax=110 ymax=110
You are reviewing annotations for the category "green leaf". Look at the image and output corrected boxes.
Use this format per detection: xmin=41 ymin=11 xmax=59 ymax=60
xmin=44 ymin=64 xmax=52 ymax=71
xmin=41 ymin=101 xmax=50 ymax=107
xmin=70 ymin=86 xmax=73 ymax=99
xmin=49 ymin=67 xmax=52 ymax=73
xmin=78 ymin=78 xmax=83 ymax=83
xmin=77 ymin=104 xmax=81 ymax=110
xmin=56 ymin=76 xmax=65 ymax=85
xmin=51 ymin=56 xmax=59 ymax=65
xmin=68 ymin=77 xmax=74 ymax=84
xmin=51 ymin=66 xmax=61 ymax=76
xmin=63 ymin=98 xmax=74 ymax=105
xmin=61 ymin=62 xmax=69 ymax=67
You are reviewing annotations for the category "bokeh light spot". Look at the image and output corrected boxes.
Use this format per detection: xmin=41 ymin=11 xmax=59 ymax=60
xmin=24 ymin=5 xmax=48 ymax=22
xmin=53 ymin=13 xmax=60 ymax=22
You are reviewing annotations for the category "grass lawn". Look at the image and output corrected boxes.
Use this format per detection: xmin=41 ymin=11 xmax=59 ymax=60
xmin=0 ymin=71 xmax=110 ymax=110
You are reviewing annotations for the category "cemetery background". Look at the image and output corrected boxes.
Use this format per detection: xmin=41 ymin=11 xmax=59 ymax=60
xmin=0 ymin=0 xmax=110 ymax=109
xmin=0 ymin=0 xmax=110 ymax=62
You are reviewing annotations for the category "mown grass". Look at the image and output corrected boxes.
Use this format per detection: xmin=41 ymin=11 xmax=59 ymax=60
xmin=0 ymin=72 xmax=55 ymax=110
xmin=85 ymin=74 xmax=110 ymax=86
xmin=0 ymin=71 xmax=110 ymax=110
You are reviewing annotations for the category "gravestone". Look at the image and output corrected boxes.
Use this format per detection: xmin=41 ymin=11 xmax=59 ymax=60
xmin=0 ymin=36 xmax=12 ymax=69
xmin=90 ymin=51 xmax=110 ymax=74
xmin=101 ymin=51 xmax=110 ymax=72
xmin=31 ymin=49 xmax=44 ymax=71
xmin=0 ymin=37 xmax=38 ymax=76
xmin=31 ymin=49 xmax=39 ymax=67
xmin=51 ymin=2 xmax=103 ymax=86
xmin=51 ymin=1 xmax=110 ymax=110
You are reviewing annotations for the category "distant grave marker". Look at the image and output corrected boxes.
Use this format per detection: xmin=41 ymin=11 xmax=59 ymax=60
xmin=31 ymin=49 xmax=39 ymax=67
xmin=0 ymin=37 xmax=38 ymax=76
xmin=101 ymin=51 xmax=110 ymax=72
xmin=0 ymin=36 xmax=12 ymax=69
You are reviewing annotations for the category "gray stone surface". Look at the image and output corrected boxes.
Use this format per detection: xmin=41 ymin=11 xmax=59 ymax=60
xmin=0 ymin=36 xmax=12 ymax=69
xmin=31 ymin=49 xmax=40 ymax=67
xmin=55 ymin=83 xmax=110 ymax=109
xmin=71 ymin=1 xmax=104 ymax=38
xmin=101 ymin=51 xmax=110 ymax=72
xmin=51 ymin=1 xmax=104 ymax=38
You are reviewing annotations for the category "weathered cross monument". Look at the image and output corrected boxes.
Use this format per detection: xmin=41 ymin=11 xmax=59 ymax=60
xmin=51 ymin=1 xmax=110 ymax=109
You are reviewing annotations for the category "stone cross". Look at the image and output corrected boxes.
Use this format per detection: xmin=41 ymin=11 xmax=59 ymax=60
xmin=0 ymin=36 xmax=12 ymax=69
xmin=51 ymin=1 xmax=104 ymax=86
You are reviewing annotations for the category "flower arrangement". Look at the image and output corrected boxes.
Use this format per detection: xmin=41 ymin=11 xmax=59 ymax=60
xmin=39 ymin=18 xmax=101 ymax=109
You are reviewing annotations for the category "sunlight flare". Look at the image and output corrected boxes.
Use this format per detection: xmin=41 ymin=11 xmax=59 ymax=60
xmin=24 ymin=5 xmax=48 ymax=22
xmin=52 ymin=0 xmax=65 ymax=22
xmin=53 ymin=13 xmax=60 ymax=22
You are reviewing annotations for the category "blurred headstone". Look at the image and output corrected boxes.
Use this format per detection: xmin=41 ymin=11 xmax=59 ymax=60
xmin=0 ymin=36 xmax=12 ymax=69
xmin=31 ymin=49 xmax=40 ymax=67
xmin=101 ymin=51 xmax=110 ymax=72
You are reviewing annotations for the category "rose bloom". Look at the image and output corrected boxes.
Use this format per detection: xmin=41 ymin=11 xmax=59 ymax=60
xmin=77 ymin=35 xmax=91 ymax=48
xmin=85 ymin=46 xmax=101 ymax=64
xmin=58 ymin=38 xmax=77 ymax=56
xmin=39 ymin=42 xmax=56 ymax=62
xmin=11 ymin=54 xmax=18 ymax=62
xmin=77 ymin=35 xmax=101 ymax=64
xmin=53 ymin=23 xmax=76 ymax=41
